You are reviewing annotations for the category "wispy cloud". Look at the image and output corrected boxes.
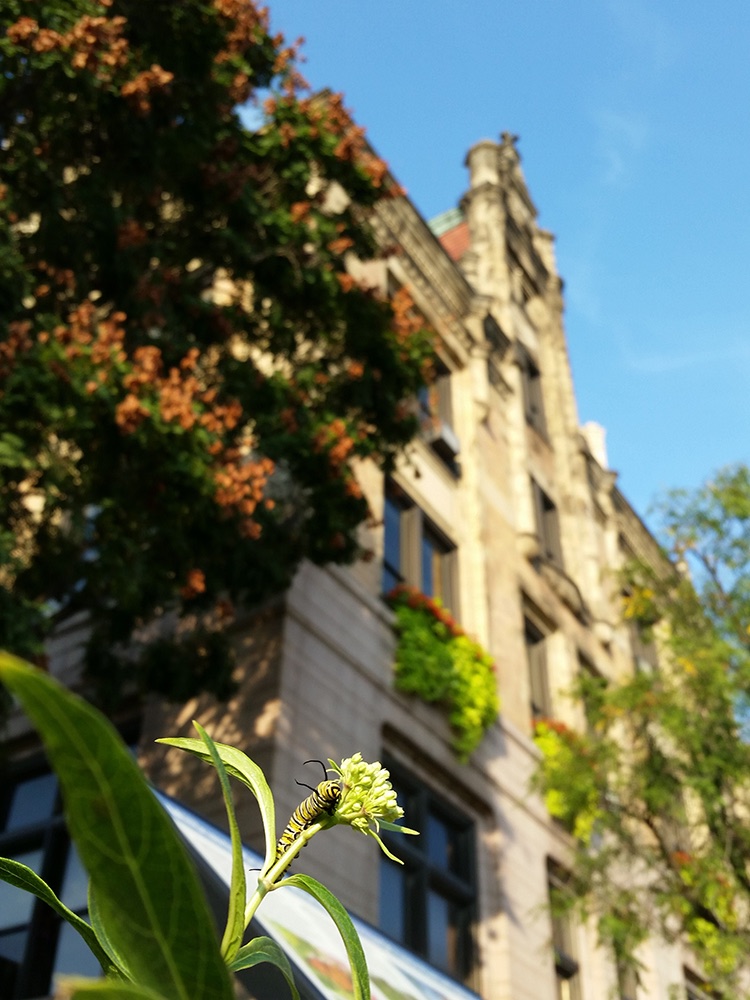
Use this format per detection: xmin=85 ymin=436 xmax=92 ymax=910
xmin=593 ymin=108 xmax=649 ymax=187
xmin=589 ymin=0 xmax=680 ymax=188
xmin=564 ymin=256 xmax=603 ymax=326
xmin=606 ymin=0 xmax=681 ymax=74
xmin=617 ymin=334 xmax=750 ymax=375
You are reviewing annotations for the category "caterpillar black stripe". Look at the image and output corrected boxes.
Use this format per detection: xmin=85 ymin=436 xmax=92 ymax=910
xmin=276 ymin=779 xmax=342 ymax=862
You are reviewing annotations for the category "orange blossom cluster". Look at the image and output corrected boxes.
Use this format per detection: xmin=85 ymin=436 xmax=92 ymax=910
xmin=7 ymin=13 xmax=130 ymax=83
xmin=313 ymin=417 xmax=356 ymax=472
xmin=113 ymin=343 xmax=275 ymax=536
xmin=120 ymin=64 xmax=174 ymax=115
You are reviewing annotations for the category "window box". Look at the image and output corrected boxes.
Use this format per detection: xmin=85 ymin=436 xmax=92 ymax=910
xmin=386 ymin=585 xmax=499 ymax=761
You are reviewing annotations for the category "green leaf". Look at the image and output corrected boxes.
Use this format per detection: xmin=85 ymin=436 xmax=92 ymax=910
xmin=0 ymin=653 xmax=234 ymax=1000
xmin=375 ymin=819 xmax=419 ymax=835
xmin=0 ymin=431 xmax=30 ymax=468
xmin=88 ymin=882 xmax=135 ymax=982
xmin=363 ymin=829 xmax=408 ymax=865
xmin=55 ymin=979 xmax=167 ymax=999
xmin=280 ymin=875 xmax=369 ymax=1000
xmin=226 ymin=935 xmax=300 ymax=999
xmin=192 ymin=722 xmax=245 ymax=963
xmin=0 ymin=858 xmax=115 ymax=975
xmin=156 ymin=737 xmax=277 ymax=873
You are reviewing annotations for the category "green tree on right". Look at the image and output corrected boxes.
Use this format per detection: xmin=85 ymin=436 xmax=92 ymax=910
xmin=534 ymin=464 xmax=750 ymax=998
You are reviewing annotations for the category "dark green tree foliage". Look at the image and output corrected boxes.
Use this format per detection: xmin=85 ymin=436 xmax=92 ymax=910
xmin=0 ymin=0 xmax=434 ymax=704
xmin=534 ymin=466 xmax=750 ymax=996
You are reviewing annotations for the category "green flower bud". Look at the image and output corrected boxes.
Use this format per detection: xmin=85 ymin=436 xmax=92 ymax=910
xmin=328 ymin=753 xmax=417 ymax=863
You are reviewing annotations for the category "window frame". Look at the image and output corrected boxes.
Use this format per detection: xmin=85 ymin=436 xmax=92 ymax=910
xmin=628 ymin=616 xmax=659 ymax=674
xmin=519 ymin=343 xmax=547 ymax=437
xmin=0 ymin=763 xmax=90 ymax=999
xmin=525 ymin=616 xmax=552 ymax=720
xmin=382 ymin=483 xmax=459 ymax=615
xmin=532 ymin=479 xmax=564 ymax=568
xmin=378 ymin=759 xmax=477 ymax=983
xmin=548 ymin=862 xmax=582 ymax=1000
xmin=616 ymin=959 xmax=638 ymax=1000
xmin=685 ymin=970 xmax=717 ymax=1000
xmin=578 ymin=655 xmax=607 ymax=734
xmin=418 ymin=361 xmax=460 ymax=469
xmin=0 ymin=721 xmax=140 ymax=998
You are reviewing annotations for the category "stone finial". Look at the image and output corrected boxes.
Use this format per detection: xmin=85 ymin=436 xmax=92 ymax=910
xmin=499 ymin=132 xmax=521 ymax=170
xmin=465 ymin=138 xmax=501 ymax=189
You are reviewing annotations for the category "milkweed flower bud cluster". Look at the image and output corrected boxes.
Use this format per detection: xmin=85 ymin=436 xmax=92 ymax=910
xmin=329 ymin=753 xmax=417 ymax=862
xmin=332 ymin=753 xmax=402 ymax=830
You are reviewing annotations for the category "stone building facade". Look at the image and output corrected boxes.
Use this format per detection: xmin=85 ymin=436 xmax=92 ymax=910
xmin=142 ymin=134 xmax=702 ymax=998
xmin=1 ymin=135 xmax=707 ymax=999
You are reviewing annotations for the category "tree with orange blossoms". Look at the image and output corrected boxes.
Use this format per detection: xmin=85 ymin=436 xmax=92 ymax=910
xmin=0 ymin=0 xmax=434 ymax=706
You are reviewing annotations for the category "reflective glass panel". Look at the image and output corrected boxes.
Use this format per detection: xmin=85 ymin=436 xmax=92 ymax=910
xmin=0 ymin=849 xmax=43 ymax=930
xmin=0 ymin=927 xmax=27 ymax=963
xmin=5 ymin=774 xmax=58 ymax=832
xmin=379 ymin=859 xmax=406 ymax=944
xmin=60 ymin=845 xmax=88 ymax=913
xmin=53 ymin=919 xmax=101 ymax=980
xmin=0 ymin=928 xmax=26 ymax=997
xmin=383 ymin=495 xmax=402 ymax=593
xmin=426 ymin=889 xmax=455 ymax=973
xmin=426 ymin=811 xmax=454 ymax=871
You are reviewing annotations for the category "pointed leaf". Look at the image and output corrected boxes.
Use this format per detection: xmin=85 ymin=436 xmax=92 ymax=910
xmin=192 ymin=723 xmax=245 ymax=963
xmin=0 ymin=653 xmax=234 ymax=1000
xmin=156 ymin=737 xmax=276 ymax=871
xmin=374 ymin=819 xmax=419 ymax=835
xmin=227 ymin=935 xmax=300 ymax=999
xmin=0 ymin=858 xmax=114 ymax=974
xmin=366 ymin=829 xmax=408 ymax=864
xmin=88 ymin=882 xmax=134 ymax=982
xmin=280 ymin=875 xmax=369 ymax=1000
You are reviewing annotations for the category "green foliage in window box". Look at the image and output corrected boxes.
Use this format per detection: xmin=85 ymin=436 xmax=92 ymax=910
xmin=387 ymin=586 xmax=499 ymax=761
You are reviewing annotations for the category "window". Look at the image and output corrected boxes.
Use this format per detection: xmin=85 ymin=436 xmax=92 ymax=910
xmin=421 ymin=523 xmax=453 ymax=606
xmin=519 ymin=344 xmax=547 ymax=436
xmin=485 ymin=314 xmax=511 ymax=391
xmin=483 ymin=313 xmax=510 ymax=358
xmin=382 ymin=489 xmax=406 ymax=594
xmin=418 ymin=364 xmax=460 ymax=468
xmin=617 ymin=959 xmax=638 ymax=1000
xmin=532 ymin=479 xmax=564 ymax=568
xmin=578 ymin=655 xmax=606 ymax=733
xmin=548 ymin=864 xmax=581 ymax=1000
xmin=685 ymin=970 xmax=716 ymax=1000
xmin=382 ymin=483 xmax=458 ymax=614
xmin=628 ymin=617 xmax=659 ymax=674
xmin=525 ymin=617 xmax=551 ymax=720
xmin=378 ymin=762 xmax=476 ymax=982
xmin=0 ymin=767 xmax=101 ymax=998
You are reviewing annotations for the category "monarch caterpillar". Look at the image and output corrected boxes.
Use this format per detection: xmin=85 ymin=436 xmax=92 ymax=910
xmin=276 ymin=761 xmax=342 ymax=862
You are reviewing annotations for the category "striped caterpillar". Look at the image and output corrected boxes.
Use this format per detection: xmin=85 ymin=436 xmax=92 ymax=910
xmin=276 ymin=761 xmax=341 ymax=862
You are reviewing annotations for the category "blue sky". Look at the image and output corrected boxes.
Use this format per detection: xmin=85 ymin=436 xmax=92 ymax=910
xmin=265 ymin=1 xmax=750 ymax=526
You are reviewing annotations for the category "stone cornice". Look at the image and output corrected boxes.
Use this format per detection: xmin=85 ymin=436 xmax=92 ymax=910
xmin=373 ymin=197 xmax=475 ymax=353
xmin=613 ymin=487 xmax=668 ymax=569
